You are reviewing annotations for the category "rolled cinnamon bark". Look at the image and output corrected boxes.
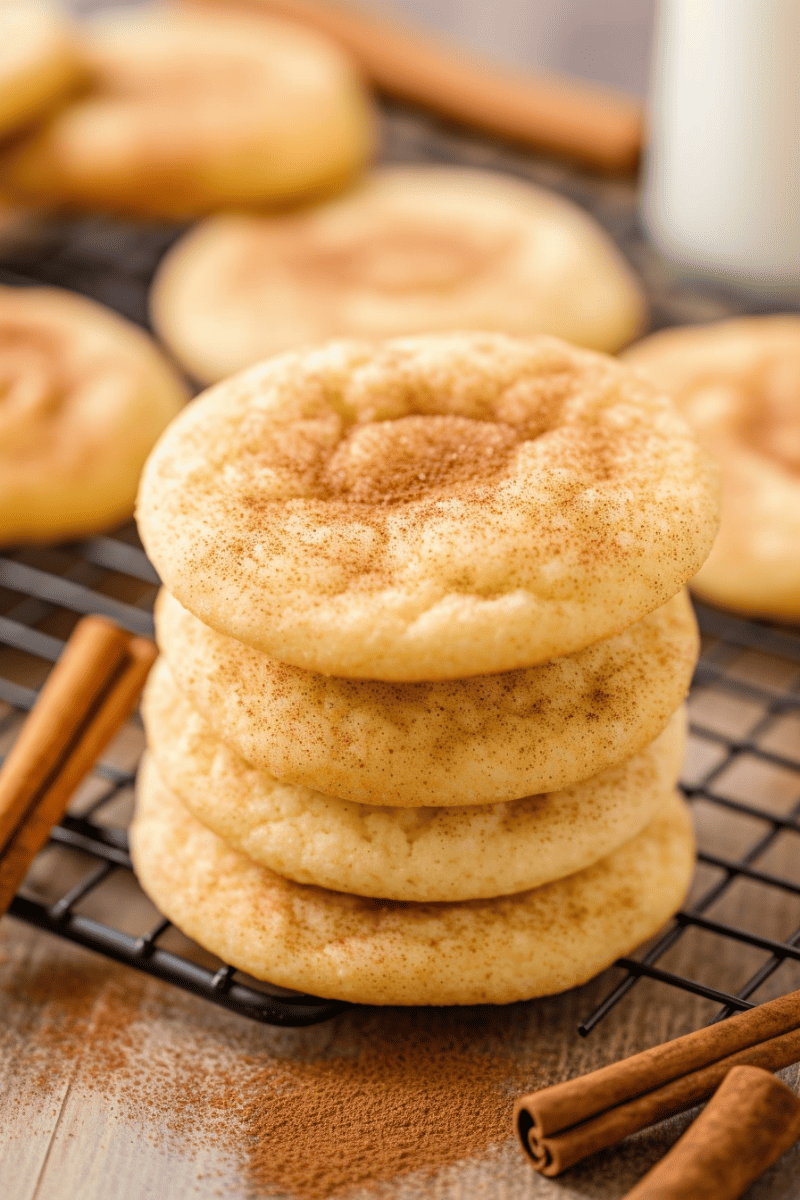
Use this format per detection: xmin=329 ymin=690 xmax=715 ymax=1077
xmin=0 ymin=635 xmax=157 ymax=915
xmin=527 ymin=1026 xmax=800 ymax=1175
xmin=185 ymin=0 xmax=643 ymax=172
xmin=0 ymin=616 xmax=130 ymax=849
xmin=622 ymin=1066 xmax=800 ymax=1200
xmin=515 ymin=988 xmax=800 ymax=1175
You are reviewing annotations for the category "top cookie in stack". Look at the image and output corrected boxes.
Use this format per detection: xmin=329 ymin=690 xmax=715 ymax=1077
xmin=138 ymin=332 xmax=718 ymax=681
xmin=133 ymin=331 xmax=719 ymax=1006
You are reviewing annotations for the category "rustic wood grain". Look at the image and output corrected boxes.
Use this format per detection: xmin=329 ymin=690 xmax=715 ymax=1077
xmin=2 ymin=925 xmax=799 ymax=1198
xmin=2 ymin=734 xmax=800 ymax=1200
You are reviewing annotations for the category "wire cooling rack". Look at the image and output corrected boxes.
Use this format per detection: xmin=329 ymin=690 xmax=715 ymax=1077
xmin=0 ymin=536 xmax=347 ymax=1028
xmin=1 ymin=101 xmax=800 ymax=1031
xmin=581 ymin=605 xmax=800 ymax=1035
xmin=1 ymin=536 xmax=799 ymax=1031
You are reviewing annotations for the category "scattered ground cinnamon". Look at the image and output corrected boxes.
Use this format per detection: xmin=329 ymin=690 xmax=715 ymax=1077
xmin=1 ymin=941 xmax=536 ymax=1198
xmin=233 ymin=1036 xmax=527 ymax=1198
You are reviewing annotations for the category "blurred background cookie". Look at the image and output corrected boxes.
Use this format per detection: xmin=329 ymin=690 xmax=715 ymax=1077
xmin=0 ymin=4 xmax=374 ymax=218
xmin=150 ymin=165 xmax=646 ymax=383
xmin=0 ymin=0 xmax=83 ymax=142
xmin=623 ymin=316 xmax=800 ymax=620
xmin=0 ymin=283 xmax=187 ymax=544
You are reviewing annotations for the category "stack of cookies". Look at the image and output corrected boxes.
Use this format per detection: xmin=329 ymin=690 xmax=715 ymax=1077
xmin=133 ymin=332 xmax=720 ymax=1007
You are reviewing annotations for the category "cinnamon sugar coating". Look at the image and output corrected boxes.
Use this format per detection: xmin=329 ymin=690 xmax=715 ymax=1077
xmin=624 ymin=316 xmax=800 ymax=620
xmin=131 ymin=756 xmax=695 ymax=1005
xmin=155 ymin=588 xmax=697 ymax=806
xmin=0 ymin=6 xmax=373 ymax=218
xmin=149 ymin=166 xmax=645 ymax=383
xmin=0 ymin=284 xmax=186 ymax=544
xmin=138 ymin=333 xmax=718 ymax=680
xmin=143 ymin=657 xmax=686 ymax=901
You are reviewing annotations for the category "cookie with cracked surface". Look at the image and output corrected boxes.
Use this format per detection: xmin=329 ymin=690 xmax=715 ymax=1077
xmin=0 ymin=284 xmax=187 ymax=544
xmin=0 ymin=5 xmax=373 ymax=217
xmin=149 ymin=166 xmax=645 ymax=384
xmin=624 ymin=316 xmax=800 ymax=620
xmin=155 ymin=587 xmax=697 ymax=806
xmin=137 ymin=332 xmax=719 ymax=680
xmin=131 ymin=755 xmax=695 ymax=1006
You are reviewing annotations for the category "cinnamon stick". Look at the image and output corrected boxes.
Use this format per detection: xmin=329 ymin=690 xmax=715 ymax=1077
xmin=515 ymin=988 xmax=800 ymax=1176
xmin=529 ymin=1025 xmax=800 ymax=1175
xmin=0 ymin=622 xmax=157 ymax=915
xmin=0 ymin=616 xmax=130 ymax=849
xmin=185 ymin=0 xmax=643 ymax=172
xmin=622 ymin=1066 xmax=800 ymax=1200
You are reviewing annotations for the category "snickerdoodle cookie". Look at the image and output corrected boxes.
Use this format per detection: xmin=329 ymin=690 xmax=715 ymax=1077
xmin=149 ymin=166 xmax=645 ymax=384
xmin=0 ymin=5 xmax=373 ymax=218
xmin=155 ymin=587 xmax=697 ymax=805
xmin=624 ymin=317 xmax=800 ymax=620
xmin=0 ymin=284 xmax=187 ymax=544
xmin=0 ymin=1 xmax=82 ymax=141
xmin=132 ymin=756 xmax=694 ymax=1005
xmin=138 ymin=333 xmax=719 ymax=681
xmin=143 ymin=657 xmax=686 ymax=901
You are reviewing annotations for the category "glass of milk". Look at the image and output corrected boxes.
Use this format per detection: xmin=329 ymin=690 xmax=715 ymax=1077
xmin=642 ymin=0 xmax=800 ymax=291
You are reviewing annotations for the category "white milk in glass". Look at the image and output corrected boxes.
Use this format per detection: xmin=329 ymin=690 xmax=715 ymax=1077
xmin=642 ymin=0 xmax=800 ymax=290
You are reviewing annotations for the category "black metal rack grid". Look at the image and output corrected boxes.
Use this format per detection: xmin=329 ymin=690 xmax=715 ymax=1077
xmin=2 ymin=539 xmax=800 ymax=1033
xmin=581 ymin=604 xmax=800 ymax=1034
xmin=0 ymin=536 xmax=347 ymax=1028
xmin=1 ymin=101 xmax=800 ymax=1033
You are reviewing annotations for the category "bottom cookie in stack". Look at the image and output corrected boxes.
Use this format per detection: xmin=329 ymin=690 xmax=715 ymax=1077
xmin=132 ymin=660 xmax=694 ymax=1006
xmin=132 ymin=757 xmax=693 ymax=1007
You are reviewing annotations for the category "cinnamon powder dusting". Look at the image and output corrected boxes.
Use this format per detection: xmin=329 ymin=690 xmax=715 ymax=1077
xmin=232 ymin=1034 xmax=529 ymax=1198
xmin=2 ymin=951 xmax=537 ymax=1198
xmin=322 ymin=414 xmax=520 ymax=504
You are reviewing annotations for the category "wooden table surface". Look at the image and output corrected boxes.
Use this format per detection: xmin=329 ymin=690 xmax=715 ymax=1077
xmin=2 ymin=645 xmax=800 ymax=1200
